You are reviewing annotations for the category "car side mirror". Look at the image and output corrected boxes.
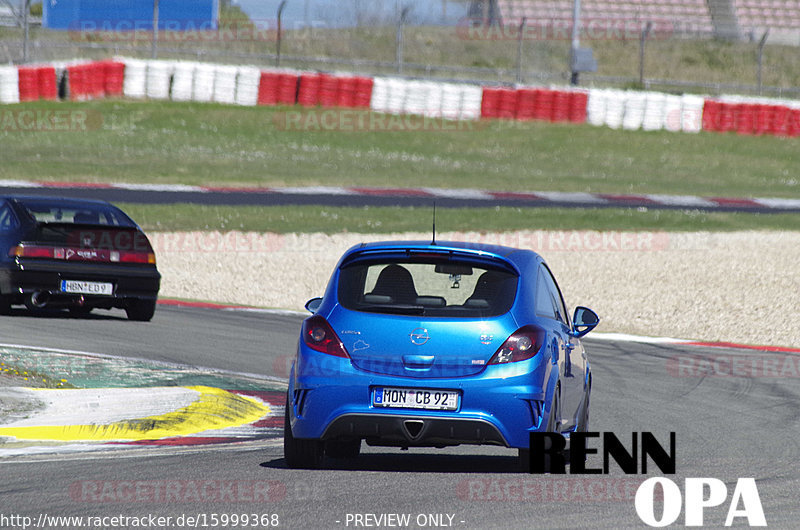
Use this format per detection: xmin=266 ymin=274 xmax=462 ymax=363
xmin=572 ymin=306 xmax=599 ymax=338
xmin=305 ymin=297 xmax=323 ymax=313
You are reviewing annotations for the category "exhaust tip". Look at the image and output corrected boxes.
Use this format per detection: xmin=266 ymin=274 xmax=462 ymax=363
xmin=25 ymin=291 xmax=49 ymax=310
xmin=403 ymin=419 xmax=425 ymax=440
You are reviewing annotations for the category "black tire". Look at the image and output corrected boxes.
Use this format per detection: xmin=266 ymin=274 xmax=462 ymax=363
xmin=576 ymin=386 xmax=591 ymax=433
xmin=325 ymin=439 xmax=361 ymax=459
xmin=0 ymin=295 xmax=12 ymax=315
xmin=283 ymin=397 xmax=323 ymax=469
xmin=547 ymin=386 xmax=561 ymax=435
xmin=521 ymin=384 xmax=562 ymax=472
xmin=568 ymin=388 xmax=591 ymax=467
xmin=125 ymin=299 xmax=156 ymax=322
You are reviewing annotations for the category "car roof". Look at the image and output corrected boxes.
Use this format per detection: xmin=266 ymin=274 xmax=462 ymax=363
xmin=342 ymin=240 xmax=542 ymax=269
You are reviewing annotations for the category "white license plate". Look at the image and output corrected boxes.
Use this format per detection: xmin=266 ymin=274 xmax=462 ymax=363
xmin=373 ymin=387 xmax=459 ymax=411
xmin=60 ymin=280 xmax=113 ymax=296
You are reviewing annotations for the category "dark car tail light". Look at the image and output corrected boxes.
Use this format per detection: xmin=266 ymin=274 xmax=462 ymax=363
xmin=302 ymin=315 xmax=350 ymax=358
xmin=10 ymin=245 xmax=53 ymax=259
xmin=116 ymin=251 xmax=157 ymax=264
xmin=488 ymin=325 xmax=547 ymax=365
xmin=10 ymin=245 xmax=155 ymax=265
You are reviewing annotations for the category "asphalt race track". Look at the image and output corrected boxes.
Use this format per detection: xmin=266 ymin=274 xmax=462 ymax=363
xmin=1 ymin=305 xmax=799 ymax=528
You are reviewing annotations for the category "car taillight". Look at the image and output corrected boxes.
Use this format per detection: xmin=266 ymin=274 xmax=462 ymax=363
xmin=302 ymin=315 xmax=349 ymax=358
xmin=10 ymin=245 xmax=155 ymax=264
xmin=114 ymin=251 xmax=157 ymax=264
xmin=10 ymin=245 xmax=53 ymax=258
xmin=488 ymin=325 xmax=547 ymax=364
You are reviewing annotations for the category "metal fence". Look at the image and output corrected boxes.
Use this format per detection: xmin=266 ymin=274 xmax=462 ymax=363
xmin=1 ymin=0 xmax=799 ymax=99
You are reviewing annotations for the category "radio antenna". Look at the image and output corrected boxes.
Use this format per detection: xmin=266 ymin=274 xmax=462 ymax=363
xmin=431 ymin=201 xmax=437 ymax=245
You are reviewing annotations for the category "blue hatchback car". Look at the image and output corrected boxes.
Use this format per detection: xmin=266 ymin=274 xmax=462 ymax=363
xmin=284 ymin=240 xmax=599 ymax=469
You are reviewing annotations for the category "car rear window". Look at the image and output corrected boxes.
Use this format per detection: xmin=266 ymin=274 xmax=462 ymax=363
xmin=338 ymin=259 xmax=518 ymax=317
xmin=17 ymin=200 xmax=135 ymax=227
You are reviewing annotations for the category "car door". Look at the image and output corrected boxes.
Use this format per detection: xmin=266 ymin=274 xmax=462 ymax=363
xmin=539 ymin=264 xmax=585 ymax=431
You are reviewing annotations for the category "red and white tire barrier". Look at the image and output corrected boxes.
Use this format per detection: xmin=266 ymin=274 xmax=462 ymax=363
xmin=702 ymin=95 xmax=800 ymax=137
xmin=370 ymin=77 xmax=482 ymax=120
xmin=121 ymin=58 xmax=147 ymax=98
xmin=587 ymin=89 xmax=704 ymax=133
xmin=0 ymin=65 xmax=20 ymax=104
xmin=17 ymin=65 xmax=58 ymax=102
xmin=481 ymin=85 xmax=588 ymax=124
xmin=3 ymin=56 xmax=799 ymax=140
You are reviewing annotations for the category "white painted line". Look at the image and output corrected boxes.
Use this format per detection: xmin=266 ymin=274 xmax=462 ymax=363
xmin=645 ymin=194 xmax=717 ymax=208
xmin=0 ymin=342 xmax=106 ymax=358
xmin=222 ymin=307 xmax=307 ymax=317
xmin=753 ymin=197 xmax=800 ymax=210
xmin=536 ymin=191 xmax=608 ymax=204
xmin=112 ymin=183 xmax=207 ymax=192
xmin=0 ymin=387 xmax=199 ymax=427
xmin=420 ymin=187 xmax=494 ymax=200
xmin=274 ymin=186 xmax=357 ymax=195
xmin=0 ymin=180 xmax=42 ymax=188
xmin=0 ymin=444 xmax=129 ymax=458
xmin=588 ymin=332 xmax=691 ymax=344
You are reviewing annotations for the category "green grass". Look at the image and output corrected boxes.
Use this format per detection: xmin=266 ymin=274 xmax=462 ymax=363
xmin=2 ymin=99 xmax=799 ymax=232
xmin=119 ymin=204 xmax=800 ymax=233
xmin=2 ymin=100 xmax=800 ymax=199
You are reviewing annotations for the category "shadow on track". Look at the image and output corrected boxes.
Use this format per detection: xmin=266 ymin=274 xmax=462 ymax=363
xmin=0 ymin=308 xmax=127 ymax=321
xmin=261 ymin=452 xmax=526 ymax=473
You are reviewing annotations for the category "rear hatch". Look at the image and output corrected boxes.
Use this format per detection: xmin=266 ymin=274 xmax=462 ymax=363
xmin=330 ymin=247 xmax=520 ymax=378
xmin=14 ymin=223 xmax=156 ymax=265
xmin=329 ymin=308 xmax=518 ymax=378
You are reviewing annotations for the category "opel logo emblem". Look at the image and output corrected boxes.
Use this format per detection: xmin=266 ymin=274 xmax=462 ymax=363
xmin=409 ymin=328 xmax=430 ymax=346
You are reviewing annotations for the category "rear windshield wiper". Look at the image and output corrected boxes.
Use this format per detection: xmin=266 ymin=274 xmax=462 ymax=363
xmin=358 ymin=304 xmax=426 ymax=315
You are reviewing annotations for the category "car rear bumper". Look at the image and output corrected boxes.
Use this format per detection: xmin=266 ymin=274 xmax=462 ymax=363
xmin=288 ymin=348 xmax=555 ymax=449
xmin=322 ymin=413 xmax=509 ymax=448
xmin=0 ymin=259 xmax=160 ymax=304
